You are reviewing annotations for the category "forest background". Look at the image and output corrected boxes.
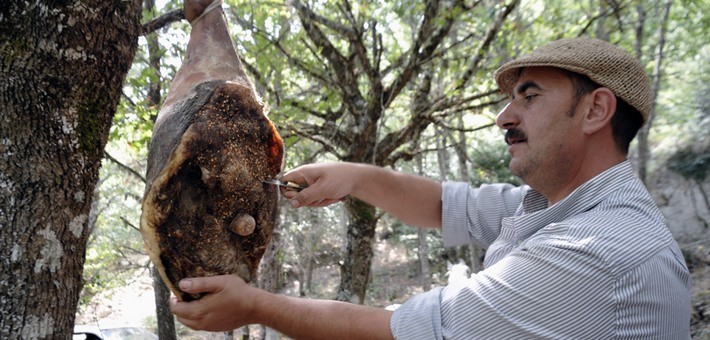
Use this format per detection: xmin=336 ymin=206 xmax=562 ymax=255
xmin=1 ymin=0 xmax=708 ymax=338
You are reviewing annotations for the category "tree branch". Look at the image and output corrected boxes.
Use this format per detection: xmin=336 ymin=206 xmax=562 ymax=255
xmin=103 ymin=151 xmax=146 ymax=183
xmin=433 ymin=120 xmax=495 ymax=133
xmin=296 ymin=0 xmax=358 ymax=38
xmin=286 ymin=127 xmax=346 ymax=159
xmin=455 ymin=0 xmax=519 ymax=92
xmin=120 ymin=216 xmax=140 ymax=232
xmin=230 ymin=12 xmax=332 ymax=86
xmin=291 ymin=0 xmax=365 ymax=115
xmin=382 ymin=0 xmax=463 ymax=107
xmin=141 ymin=9 xmax=184 ymax=36
xmin=431 ymin=89 xmax=503 ymax=114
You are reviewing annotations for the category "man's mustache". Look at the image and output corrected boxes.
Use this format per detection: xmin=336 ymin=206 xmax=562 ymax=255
xmin=504 ymin=129 xmax=527 ymax=146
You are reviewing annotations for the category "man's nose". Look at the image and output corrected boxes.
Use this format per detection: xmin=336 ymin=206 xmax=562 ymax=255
xmin=495 ymin=102 xmax=519 ymax=129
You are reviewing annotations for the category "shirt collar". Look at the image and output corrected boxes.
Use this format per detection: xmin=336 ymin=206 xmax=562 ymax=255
xmin=515 ymin=160 xmax=637 ymax=230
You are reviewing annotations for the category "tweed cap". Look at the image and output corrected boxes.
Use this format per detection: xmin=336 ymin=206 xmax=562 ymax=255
xmin=495 ymin=37 xmax=652 ymax=123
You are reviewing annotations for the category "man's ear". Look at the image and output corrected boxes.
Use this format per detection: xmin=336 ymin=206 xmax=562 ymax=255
xmin=582 ymin=87 xmax=617 ymax=135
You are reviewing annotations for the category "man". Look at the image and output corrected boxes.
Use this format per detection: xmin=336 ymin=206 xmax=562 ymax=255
xmin=171 ymin=37 xmax=692 ymax=338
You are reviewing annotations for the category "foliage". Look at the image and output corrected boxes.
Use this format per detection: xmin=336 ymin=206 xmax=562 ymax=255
xmin=225 ymin=0 xmax=514 ymax=163
xmin=79 ymin=149 xmax=148 ymax=306
xmin=652 ymin=30 xmax=710 ymax=177
xmin=663 ymin=37 xmax=710 ymax=183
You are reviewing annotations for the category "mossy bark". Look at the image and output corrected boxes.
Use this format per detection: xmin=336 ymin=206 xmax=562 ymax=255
xmin=0 ymin=1 xmax=141 ymax=338
xmin=337 ymin=198 xmax=377 ymax=304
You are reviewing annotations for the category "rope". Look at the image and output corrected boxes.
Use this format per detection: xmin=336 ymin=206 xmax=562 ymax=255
xmin=191 ymin=0 xmax=223 ymax=26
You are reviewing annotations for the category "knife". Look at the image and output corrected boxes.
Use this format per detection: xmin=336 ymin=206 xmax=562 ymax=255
xmin=261 ymin=179 xmax=308 ymax=192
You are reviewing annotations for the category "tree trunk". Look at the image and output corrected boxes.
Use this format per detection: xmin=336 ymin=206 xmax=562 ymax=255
xmin=637 ymin=0 xmax=672 ymax=184
xmin=453 ymin=116 xmax=486 ymax=273
xmin=593 ymin=0 xmax=610 ymax=41
xmin=259 ymin=204 xmax=283 ymax=294
xmin=0 ymin=1 xmax=141 ymax=338
xmin=258 ymin=201 xmax=285 ymax=339
xmin=437 ymin=126 xmax=470 ymax=264
xmin=337 ymin=199 xmax=377 ymax=304
xmin=305 ymin=257 xmax=314 ymax=295
xmin=141 ymin=0 xmax=177 ymax=337
xmin=630 ymin=2 xmax=647 ymax=171
xmin=415 ymin=150 xmax=431 ymax=291
xmin=152 ymin=265 xmax=177 ymax=339
xmin=304 ymin=207 xmax=321 ymax=295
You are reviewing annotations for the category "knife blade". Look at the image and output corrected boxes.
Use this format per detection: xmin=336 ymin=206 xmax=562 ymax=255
xmin=261 ymin=179 xmax=308 ymax=192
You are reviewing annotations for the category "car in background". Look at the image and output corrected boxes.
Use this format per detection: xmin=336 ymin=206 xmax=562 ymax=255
xmin=73 ymin=324 xmax=158 ymax=340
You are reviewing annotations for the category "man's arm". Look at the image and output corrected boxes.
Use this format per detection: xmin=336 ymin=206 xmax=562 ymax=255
xmin=280 ymin=162 xmax=443 ymax=228
xmin=170 ymin=275 xmax=393 ymax=339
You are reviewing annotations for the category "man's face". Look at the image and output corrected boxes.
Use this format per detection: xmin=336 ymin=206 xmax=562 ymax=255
xmin=495 ymin=67 xmax=586 ymax=195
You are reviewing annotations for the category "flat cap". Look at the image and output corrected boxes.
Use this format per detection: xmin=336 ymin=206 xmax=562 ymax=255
xmin=495 ymin=37 xmax=652 ymax=123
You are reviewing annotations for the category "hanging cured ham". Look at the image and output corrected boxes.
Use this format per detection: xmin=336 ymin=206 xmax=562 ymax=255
xmin=140 ymin=0 xmax=283 ymax=301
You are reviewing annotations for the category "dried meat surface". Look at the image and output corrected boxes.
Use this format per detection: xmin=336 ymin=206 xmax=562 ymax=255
xmin=140 ymin=0 xmax=283 ymax=301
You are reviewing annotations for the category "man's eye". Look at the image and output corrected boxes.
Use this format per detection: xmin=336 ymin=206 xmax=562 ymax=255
xmin=525 ymin=94 xmax=538 ymax=101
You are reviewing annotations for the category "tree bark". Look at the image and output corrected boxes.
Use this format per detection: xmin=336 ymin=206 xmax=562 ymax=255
xmin=257 ymin=200 xmax=285 ymax=339
xmin=0 ymin=1 xmax=141 ymax=338
xmin=259 ymin=203 xmax=284 ymax=294
xmin=152 ymin=265 xmax=176 ymax=339
xmin=415 ymin=148 xmax=431 ymax=291
xmin=141 ymin=0 xmax=177 ymax=337
xmin=451 ymin=115 xmax=486 ymax=273
xmin=337 ymin=199 xmax=377 ymax=304
xmin=637 ymin=0 xmax=672 ymax=184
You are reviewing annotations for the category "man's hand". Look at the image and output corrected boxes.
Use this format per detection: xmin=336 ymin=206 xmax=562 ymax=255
xmin=170 ymin=275 xmax=257 ymax=331
xmin=280 ymin=162 xmax=358 ymax=208
xmin=170 ymin=274 xmax=394 ymax=339
xmin=281 ymin=162 xmax=443 ymax=228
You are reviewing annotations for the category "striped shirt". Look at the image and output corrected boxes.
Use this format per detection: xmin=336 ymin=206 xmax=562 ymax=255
xmin=390 ymin=161 xmax=692 ymax=339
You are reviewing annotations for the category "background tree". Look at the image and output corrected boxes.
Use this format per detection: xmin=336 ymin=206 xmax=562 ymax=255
xmin=141 ymin=0 xmax=178 ymax=337
xmin=229 ymin=0 xmax=519 ymax=304
xmin=636 ymin=0 xmax=673 ymax=183
xmin=0 ymin=1 xmax=142 ymax=338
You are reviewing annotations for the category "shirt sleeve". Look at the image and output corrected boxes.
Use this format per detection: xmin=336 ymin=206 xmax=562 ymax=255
xmin=390 ymin=234 xmax=618 ymax=339
xmin=389 ymin=287 xmax=445 ymax=339
xmin=441 ymin=182 xmax=526 ymax=248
